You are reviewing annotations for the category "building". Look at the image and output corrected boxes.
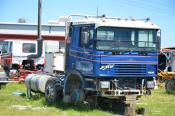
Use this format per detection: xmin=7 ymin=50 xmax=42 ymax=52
xmin=0 ymin=21 xmax=65 ymax=53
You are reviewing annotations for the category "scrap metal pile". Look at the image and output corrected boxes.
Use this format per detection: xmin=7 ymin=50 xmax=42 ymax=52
xmin=158 ymin=48 xmax=175 ymax=93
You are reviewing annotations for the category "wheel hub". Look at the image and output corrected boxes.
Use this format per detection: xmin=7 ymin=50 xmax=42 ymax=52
xmin=46 ymin=84 xmax=54 ymax=98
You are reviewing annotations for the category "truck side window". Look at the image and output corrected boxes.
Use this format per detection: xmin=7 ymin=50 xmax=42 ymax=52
xmin=22 ymin=43 xmax=36 ymax=53
xmin=80 ymin=27 xmax=94 ymax=49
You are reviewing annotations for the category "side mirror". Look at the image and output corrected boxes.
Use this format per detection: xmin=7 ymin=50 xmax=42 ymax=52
xmin=82 ymin=32 xmax=89 ymax=44
xmin=157 ymin=30 xmax=161 ymax=50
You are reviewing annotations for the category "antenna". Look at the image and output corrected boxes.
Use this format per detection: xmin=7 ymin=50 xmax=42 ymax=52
xmin=96 ymin=6 xmax=99 ymax=18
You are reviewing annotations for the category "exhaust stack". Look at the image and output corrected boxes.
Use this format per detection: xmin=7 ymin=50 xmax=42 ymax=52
xmin=28 ymin=0 xmax=43 ymax=59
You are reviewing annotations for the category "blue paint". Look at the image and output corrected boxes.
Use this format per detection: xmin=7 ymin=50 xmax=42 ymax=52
xmin=66 ymin=24 xmax=159 ymax=79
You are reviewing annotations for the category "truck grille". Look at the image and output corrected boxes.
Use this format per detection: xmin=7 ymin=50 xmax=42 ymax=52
xmin=114 ymin=64 xmax=147 ymax=76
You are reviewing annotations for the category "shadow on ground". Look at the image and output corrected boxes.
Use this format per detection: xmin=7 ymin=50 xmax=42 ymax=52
xmin=28 ymin=93 xmax=144 ymax=115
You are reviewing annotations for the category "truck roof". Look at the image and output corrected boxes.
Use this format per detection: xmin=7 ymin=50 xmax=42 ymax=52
xmin=72 ymin=16 xmax=159 ymax=29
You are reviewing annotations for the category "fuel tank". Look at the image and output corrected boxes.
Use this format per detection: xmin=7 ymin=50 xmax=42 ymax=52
xmin=25 ymin=74 xmax=51 ymax=93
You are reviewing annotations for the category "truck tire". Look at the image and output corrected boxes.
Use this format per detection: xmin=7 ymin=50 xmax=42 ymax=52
xmin=64 ymin=75 xmax=85 ymax=103
xmin=165 ymin=79 xmax=175 ymax=94
xmin=63 ymin=89 xmax=84 ymax=103
xmin=45 ymin=78 xmax=63 ymax=104
xmin=70 ymin=88 xmax=84 ymax=103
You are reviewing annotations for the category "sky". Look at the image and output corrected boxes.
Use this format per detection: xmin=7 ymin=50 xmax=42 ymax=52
xmin=0 ymin=0 xmax=175 ymax=48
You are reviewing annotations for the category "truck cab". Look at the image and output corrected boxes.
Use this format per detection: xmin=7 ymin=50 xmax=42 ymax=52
xmin=63 ymin=15 xmax=160 ymax=101
xmin=1 ymin=40 xmax=45 ymax=78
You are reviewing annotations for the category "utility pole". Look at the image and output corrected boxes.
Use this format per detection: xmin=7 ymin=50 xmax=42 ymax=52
xmin=38 ymin=0 xmax=42 ymax=39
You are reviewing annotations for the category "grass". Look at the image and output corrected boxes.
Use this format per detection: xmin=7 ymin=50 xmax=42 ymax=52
xmin=0 ymin=83 xmax=175 ymax=116
xmin=137 ymin=86 xmax=175 ymax=116
xmin=0 ymin=83 xmax=114 ymax=116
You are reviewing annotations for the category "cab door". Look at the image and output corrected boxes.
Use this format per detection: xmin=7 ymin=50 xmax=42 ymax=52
xmin=68 ymin=25 xmax=94 ymax=75
xmin=76 ymin=25 xmax=94 ymax=75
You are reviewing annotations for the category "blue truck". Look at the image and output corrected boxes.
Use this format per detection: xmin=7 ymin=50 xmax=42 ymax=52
xmin=26 ymin=15 xmax=160 ymax=115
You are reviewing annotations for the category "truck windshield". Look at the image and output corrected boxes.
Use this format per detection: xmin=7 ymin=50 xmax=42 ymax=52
xmin=96 ymin=27 xmax=158 ymax=52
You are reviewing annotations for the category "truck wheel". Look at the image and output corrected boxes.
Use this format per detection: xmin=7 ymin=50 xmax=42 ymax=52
xmin=64 ymin=77 xmax=85 ymax=103
xmin=70 ymin=88 xmax=84 ymax=103
xmin=63 ymin=90 xmax=84 ymax=103
xmin=45 ymin=78 xmax=63 ymax=104
xmin=165 ymin=79 xmax=175 ymax=94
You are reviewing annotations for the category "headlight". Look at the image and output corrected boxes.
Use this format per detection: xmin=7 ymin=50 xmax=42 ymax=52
xmin=99 ymin=81 xmax=110 ymax=89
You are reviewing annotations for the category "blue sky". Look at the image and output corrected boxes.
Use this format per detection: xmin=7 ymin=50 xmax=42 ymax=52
xmin=1 ymin=0 xmax=175 ymax=48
